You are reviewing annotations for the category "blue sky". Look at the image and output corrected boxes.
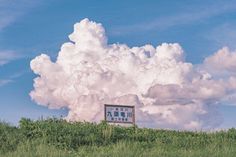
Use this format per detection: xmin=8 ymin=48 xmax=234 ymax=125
xmin=1 ymin=0 xmax=236 ymax=128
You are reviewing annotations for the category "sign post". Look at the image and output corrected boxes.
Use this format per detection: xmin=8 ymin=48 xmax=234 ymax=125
xmin=104 ymin=104 xmax=135 ymax=125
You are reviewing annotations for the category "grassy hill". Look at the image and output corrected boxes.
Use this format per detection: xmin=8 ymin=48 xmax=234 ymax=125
xmin=1 ymin=118 xmax=236 ymax=157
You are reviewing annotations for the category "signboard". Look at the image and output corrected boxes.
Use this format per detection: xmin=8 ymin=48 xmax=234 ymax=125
xmin=104 ymin=104 xmax=135 ymax=124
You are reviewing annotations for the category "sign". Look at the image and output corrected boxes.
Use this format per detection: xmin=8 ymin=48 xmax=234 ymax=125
xmin=104 ymin=104 xmax=135 ymax=124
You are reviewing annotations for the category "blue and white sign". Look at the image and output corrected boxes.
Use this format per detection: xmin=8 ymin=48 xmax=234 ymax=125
xmin=104 ymin=104 xmax=135 ymax=124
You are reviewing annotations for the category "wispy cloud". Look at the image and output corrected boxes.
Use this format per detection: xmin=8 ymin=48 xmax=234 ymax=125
xmin=0 ymin=79 xmax=12 ymax=87
xmin=0 ymin=0 xmax=41 ymax=31
xmin=111 ymin=2 xmax=236 ymax=36
xmin=0 ymin=69 xmax=29 ymax=88
xmin=206 ymin=23 xmax=236 ymax=49
xmin=0 ymin=69 xmax=28 ymax=87
xmin=0 ymin=50 xmax=21 ymax=65
xmin=0 ymin=1 xmax=39 ymax=65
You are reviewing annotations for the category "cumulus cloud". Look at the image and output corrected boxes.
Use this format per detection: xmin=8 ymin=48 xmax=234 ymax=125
xmin=204 ymin=47 xmax=236 ymax=76
xmin=30 ymin=18 xmax=236 ymax=130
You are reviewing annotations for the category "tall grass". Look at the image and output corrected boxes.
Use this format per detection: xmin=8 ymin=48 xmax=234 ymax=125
xmin=1 ymin=118 xmax=236 ymax=157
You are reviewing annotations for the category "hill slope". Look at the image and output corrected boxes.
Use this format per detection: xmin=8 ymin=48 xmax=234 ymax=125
xmin=1 ymin=118 xmax=236 ymax=157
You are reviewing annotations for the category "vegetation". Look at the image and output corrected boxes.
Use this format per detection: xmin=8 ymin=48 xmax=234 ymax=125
xmin=1 ymin=118 xmax=236 ymax=157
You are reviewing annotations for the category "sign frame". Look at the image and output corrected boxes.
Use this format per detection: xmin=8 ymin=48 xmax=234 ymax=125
xmin=104 ymin=104 xmax=135 ymax=125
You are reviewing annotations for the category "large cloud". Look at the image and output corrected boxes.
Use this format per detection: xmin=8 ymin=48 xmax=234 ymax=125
xmin=30 ymin=18 xmax=236 ymax=130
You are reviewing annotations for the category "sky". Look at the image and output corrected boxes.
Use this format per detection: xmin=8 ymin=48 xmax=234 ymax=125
xmin=1 ymin=0 xmax=236 ymax=130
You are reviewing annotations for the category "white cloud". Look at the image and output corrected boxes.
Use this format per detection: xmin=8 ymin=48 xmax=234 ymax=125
xmin=203 ymin=47 xmax=236 ymax=76
xmin=30 ymin=18 xmax=236 ymax=130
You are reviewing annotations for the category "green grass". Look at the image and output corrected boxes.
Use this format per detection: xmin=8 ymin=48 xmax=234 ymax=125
xmin=1 ymin=118 xmax=236 ymax=157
